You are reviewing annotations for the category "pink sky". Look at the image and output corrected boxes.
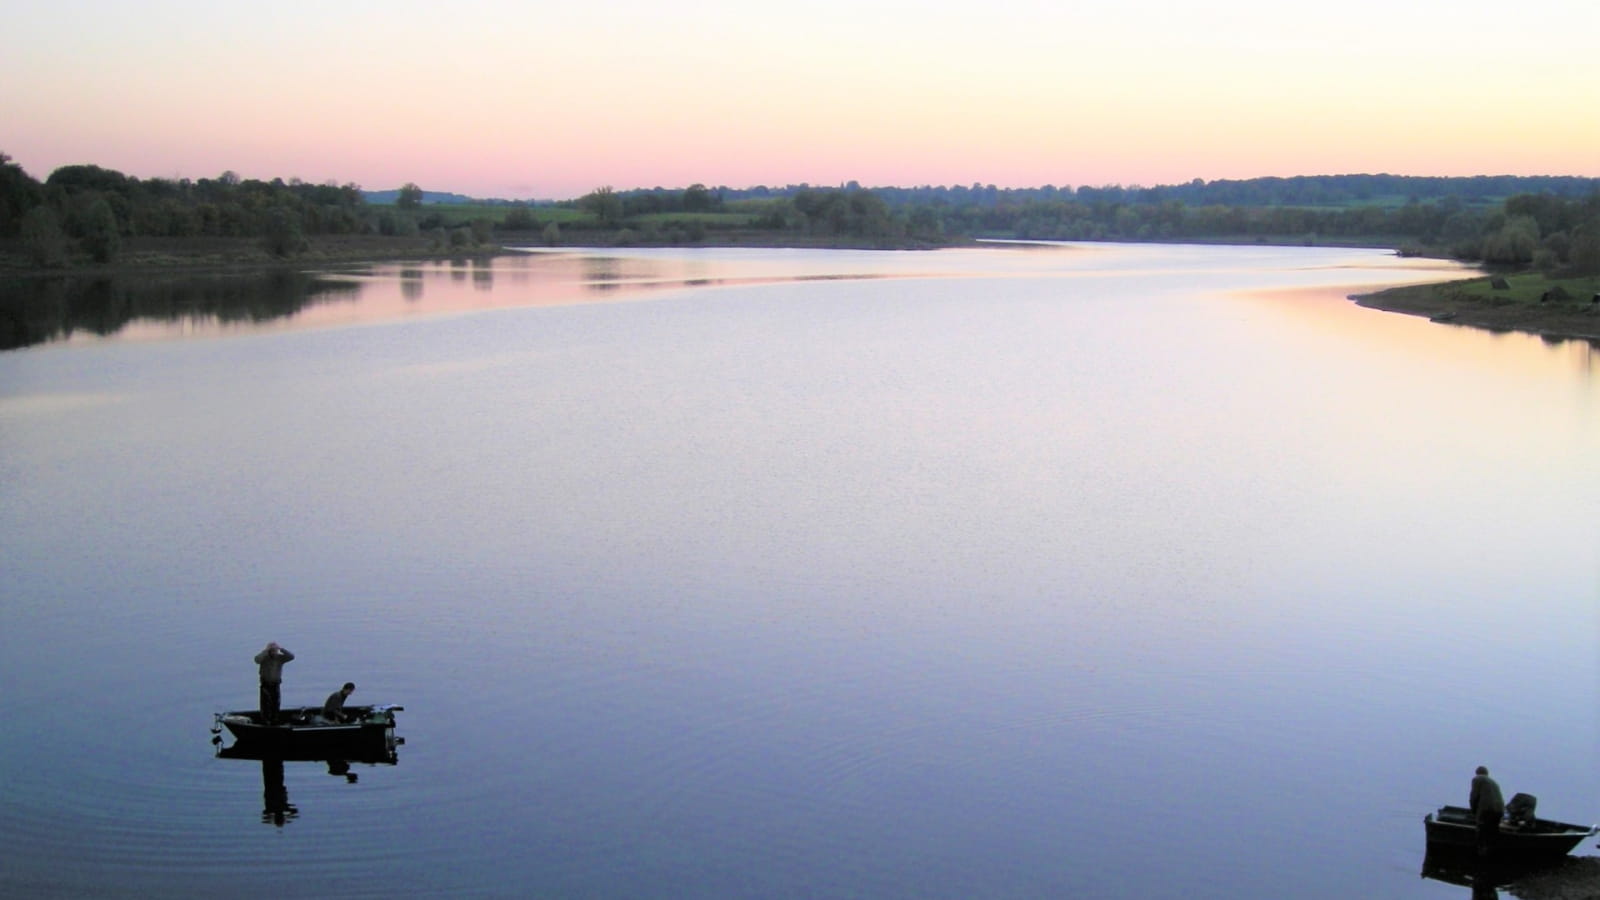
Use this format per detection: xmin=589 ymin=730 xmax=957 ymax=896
xmin=4 ymin=0 xmax=1596 ymax=200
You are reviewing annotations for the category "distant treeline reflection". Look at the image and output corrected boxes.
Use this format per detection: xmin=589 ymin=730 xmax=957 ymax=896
xmin=0 ymin=270 xmax=359 ymax=350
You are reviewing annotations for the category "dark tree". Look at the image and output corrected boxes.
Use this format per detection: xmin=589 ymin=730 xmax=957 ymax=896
xmin=77 ymin=195 xmax=121 ymax=263
xmin=20 ymin=205 xmax=69 ymax=266
xmin=684 ymin=183 xmax=715 ymax=213
xmin=0 ymin=151 xmax=44 ymax=236
xmin=397 ymin=183 xmax=423 ymax=210
xmin=579 ymin=186 xmax=624 ymax=227
xmin=501 ymin=204 xmax=535 ymax=230
xmin=261 ymin=207 xmax=308 ymax=257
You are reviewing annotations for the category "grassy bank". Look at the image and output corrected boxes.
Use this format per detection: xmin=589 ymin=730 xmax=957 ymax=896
xmin=0 ymin=227 xmax=959 ymax=277
xmin=0 ymin=233 xmax=508 ymax=276
xmin=1354 ymin=273 xmax=1600 ymax=343
xmin=0 ymin=233 xmax=515 ymax=277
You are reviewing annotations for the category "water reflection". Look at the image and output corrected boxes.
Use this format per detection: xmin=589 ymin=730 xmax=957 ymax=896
xmin=0 ymin=252 xmax=852 ymax=351
xmin=215 ymin=742 xmax=399 ymax=827
xmin=1419 ymin=847 xmax=1592 ymax=899
xmin=0 ymin=270 xmax=360 ymax=351
xmin=258 ymin=757 xmax=298 ymax=828
xmin=400 ymin=268 xmax=424 ymax=302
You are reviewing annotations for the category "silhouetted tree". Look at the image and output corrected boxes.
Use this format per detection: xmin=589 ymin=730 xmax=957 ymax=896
xmin=502 ymin=204 xmax=535 ymax=230
xmin=1481 ymin=215 xmax=1540 ymax=265
xmin=579 ymin=187 xmax=624 ymax=227
xmin=0 ymin=151 xmax=44 ymax=236
xmin=20 ymin=205 xmax=69 ymax=267
xmin=261 ymin=207 xmax=307 ymax=257
xmin=77 ymin=195 xmax=121 ymax=263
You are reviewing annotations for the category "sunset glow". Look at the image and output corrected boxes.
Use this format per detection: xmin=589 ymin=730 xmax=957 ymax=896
xmin=4 ymin=0 xmax=1597 ymax=199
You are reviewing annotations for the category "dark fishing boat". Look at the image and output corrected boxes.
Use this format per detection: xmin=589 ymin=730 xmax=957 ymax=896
xmin=212 ymin=704 xmax=403 ymax=760
xmin=1424 ymin=802 xmax=1596 ymax=862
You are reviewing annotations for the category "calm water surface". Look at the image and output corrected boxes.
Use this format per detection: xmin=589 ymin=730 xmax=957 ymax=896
xmin=1 ymin=244 xmax=1595 ymax=898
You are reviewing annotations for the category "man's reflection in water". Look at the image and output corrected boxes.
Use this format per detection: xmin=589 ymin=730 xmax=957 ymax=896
xmin=261 ymin=758 xmax=298 ymax=827
xmin=1417 ymin=848 xmax=1569 ymax=900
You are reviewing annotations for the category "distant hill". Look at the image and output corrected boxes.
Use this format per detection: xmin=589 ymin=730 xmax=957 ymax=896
xmin=714 ymin=174 xmax=1600 ymax=210
xmin=365 ymin=174 xmax=1600 ymax=209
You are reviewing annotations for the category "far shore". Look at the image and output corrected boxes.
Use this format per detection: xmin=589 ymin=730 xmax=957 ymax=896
xmin=0 ymin=234 xmax=510 ymax=279
xmin=0 ymin=231 xmax=963 ymax=278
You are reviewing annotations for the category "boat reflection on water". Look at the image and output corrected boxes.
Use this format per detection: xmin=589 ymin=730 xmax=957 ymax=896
xmin=213 ymin=727 xmax=401 ymax=827
xmin=1421 ymin=846 xmax=1593 ymax=899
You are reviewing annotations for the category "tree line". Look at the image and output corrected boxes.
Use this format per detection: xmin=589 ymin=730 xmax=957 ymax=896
xmin=4 ymin=151 xmax=1597 ymax=274
xmin=1 ymin=155 xmax=379 ymax=264
xmin=579 ymin=177 xmax=1600 ymax=272
xmin=0 ymin=156 xmax=516 ymax=266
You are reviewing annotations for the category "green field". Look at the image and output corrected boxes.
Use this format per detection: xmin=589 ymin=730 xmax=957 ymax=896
xmin=368 ymin=202 xmax=592 ymax=227
xmin=629 ymin=212 xmax=758 ymax=228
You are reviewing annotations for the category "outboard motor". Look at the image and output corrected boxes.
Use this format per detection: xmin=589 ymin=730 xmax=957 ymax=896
xmin=1506 ymin=793 xmax=1537 ymax=829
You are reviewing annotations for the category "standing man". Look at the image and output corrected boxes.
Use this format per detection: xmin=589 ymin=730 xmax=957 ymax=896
xmin=1469 ymin=765 xmax=1505 ymax=856
xmin=255 ymin=642 xmax=295 ymax=725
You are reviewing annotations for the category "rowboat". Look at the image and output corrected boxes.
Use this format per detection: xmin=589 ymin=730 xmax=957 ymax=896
xmin=1424 ymin=804 xmax=1596 ymax=861
xmin=211 ymin=704 xmax=403 ymax=761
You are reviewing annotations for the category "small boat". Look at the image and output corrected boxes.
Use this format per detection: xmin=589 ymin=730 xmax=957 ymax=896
xmin=212 ymin=704 xmax=403 ymax=759
xmin=1424 ymin=804 xmax=1596 ymax=861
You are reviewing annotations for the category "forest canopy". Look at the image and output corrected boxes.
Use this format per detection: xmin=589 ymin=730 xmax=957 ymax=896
xmin=2 ymin=153 xmax=1597 ymax=273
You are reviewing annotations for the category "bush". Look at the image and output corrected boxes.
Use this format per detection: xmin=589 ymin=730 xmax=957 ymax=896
xmin=20 ymin=205 xmax=69 ymax=267
xmin=1481 ymin=215 xmax=1540 ymax=265
xmin=77 ymin=196 xmax=121 ymax=263
xmin=502 ymin=206 xmax=535 ymax=230
xmin=261 ymin=207 xmax=308 ymax=257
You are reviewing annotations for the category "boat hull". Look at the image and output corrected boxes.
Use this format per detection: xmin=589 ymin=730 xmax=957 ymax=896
xmin=1424 ymin=805 xmax=1596 ymax=862
xmin=214 ymin=705 xmax=402 ymax=761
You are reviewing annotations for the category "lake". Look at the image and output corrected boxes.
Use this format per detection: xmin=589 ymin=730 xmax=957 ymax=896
xmin=1 ymin=243 xmax=1595 ymax=898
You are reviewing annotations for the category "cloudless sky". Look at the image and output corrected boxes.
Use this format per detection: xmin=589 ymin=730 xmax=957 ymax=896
xmin=3 ymin=0 xmax=1597 ymax=199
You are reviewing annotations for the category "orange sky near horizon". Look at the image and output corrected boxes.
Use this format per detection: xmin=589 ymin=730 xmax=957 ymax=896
xmin=4 ymin=0 xmax=1597 ymax=200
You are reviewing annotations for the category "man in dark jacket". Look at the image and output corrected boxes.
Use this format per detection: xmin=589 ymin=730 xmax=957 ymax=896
xmin=323 ymin=682 xmax=355 ymax=723
xmin=1470 ymin=765 xmax=1505 ymax=855
xmin=255 ymin=642 xmax=295 ymax=725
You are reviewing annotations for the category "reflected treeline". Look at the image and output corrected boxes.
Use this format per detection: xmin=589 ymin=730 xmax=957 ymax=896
xmin=0 ymin=270 xmax=363 ymax=351
xmin=401 ymin=268 xmax=424 ymax=301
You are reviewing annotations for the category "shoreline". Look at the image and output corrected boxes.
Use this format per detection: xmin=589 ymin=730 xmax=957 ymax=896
xmin=0 ymin=231 xmax=963 ymax=278
xmin=8 ymin=235 xmax=1598 ymax=348
xmin=1352 ymin=276 xmax=1600 ymax=346
xmin=0 ymin=234 xmax=511 ymax=280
